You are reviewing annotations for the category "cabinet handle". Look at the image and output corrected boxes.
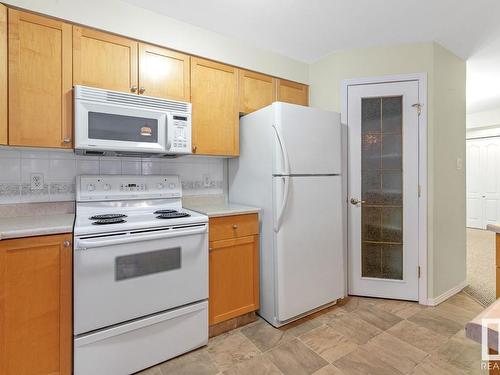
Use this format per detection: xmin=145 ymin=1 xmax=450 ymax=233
xmin=232 ymin=224 xmax=238 ymax=229
xmin=192 ymin=145 xmax=197 ymax=153
xmin=139 ymin=86 xmax=146 ymax=94
xmin=130 ymin=85 xmax=138 ymax=93
xmin=63 ymin=240 xmax=71 ymax=248
xmin=63 ymin=138 xmax=71 ymax=144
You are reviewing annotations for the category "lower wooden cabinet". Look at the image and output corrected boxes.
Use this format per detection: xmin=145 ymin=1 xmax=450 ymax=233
xmin=0 ymin=233 xmax=72 ymax=375
xmin=209 ymin=214 xmax=259 ymax=325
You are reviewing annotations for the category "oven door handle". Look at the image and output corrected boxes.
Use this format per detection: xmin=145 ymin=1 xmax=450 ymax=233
xmin=75 ymin=225 xmax=207 ymax=250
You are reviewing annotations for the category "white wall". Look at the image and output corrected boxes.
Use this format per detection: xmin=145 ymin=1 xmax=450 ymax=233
xmin=0 ymin=147 xmax=224 ymax=203
xmin=4 ymin=0 xmax=309 ymax=83
xmin=309 ymin=42 xmax=467 ymax=300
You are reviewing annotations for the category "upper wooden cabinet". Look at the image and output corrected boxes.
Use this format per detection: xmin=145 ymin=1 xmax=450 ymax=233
xmin=276 ymin=78 xmax=309 ymax=106
xmin=238 ymin=69 xmax=276 ymax=114
xmin=0 ymin=4 xmax=6 ymax=145
xmin=8 ymin=9 xmax=73 ymax=148
xmin=0 ymin=234 xmax=72 ymax=375
xmin=73 ymin=26 xmax=138 ymax=94
xmin=139 ymin=43 xmax=190 ymax=101
xmin=191 ymin=57 xmax=239 ymax=156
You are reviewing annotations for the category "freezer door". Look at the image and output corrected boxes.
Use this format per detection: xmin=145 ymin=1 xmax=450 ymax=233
xmin=273 ymin=103 xmax=341 ymax=175
xmin=273 ymin=175 xmax=344 ymax=322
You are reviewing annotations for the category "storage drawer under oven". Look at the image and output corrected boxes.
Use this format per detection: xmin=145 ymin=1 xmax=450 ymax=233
xmin=74 ymin=301 xmax=208 ymax=375
xmin=73 ymin=224 xmax=208 ymax=335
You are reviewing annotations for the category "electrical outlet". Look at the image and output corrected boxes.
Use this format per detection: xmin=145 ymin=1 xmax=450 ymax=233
xmin=30 ymin=173 xmax=44 ymax=190
xmin=202 ymin=174 xmax=211 ymax=187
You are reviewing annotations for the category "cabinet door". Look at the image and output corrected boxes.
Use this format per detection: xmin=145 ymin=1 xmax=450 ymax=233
xmin=0 ymin=234 xmax=72 ymax=375
xmin=276 ymin=78 xmax=309 ymax=106
xmin=8 ymin=10 xmax=72 ymax=148
xmin=0 ymin=5 xmax=6 ymax=145
xmin=209 ymin=235 xmax=259 ymax=324
xmin=191 ymin=57 xmax=239 ymax=156
xmin=139 ymin=43 xmax=190 ymax=101
xmin=238 ymin=69 xmax=276 ymax=114
xmin=73 ymin=26 xmax=138 ymax=94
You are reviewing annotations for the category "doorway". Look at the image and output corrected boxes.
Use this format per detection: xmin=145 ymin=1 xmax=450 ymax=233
xmin=343 ymin=75 xmax=427 ymax=302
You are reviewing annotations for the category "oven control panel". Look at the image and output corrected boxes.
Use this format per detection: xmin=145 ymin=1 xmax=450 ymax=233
xmin=77 ymin=175 xmax=182 ymax=201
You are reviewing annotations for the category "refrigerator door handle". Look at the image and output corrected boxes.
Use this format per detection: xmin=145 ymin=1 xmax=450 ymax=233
xmin=272 ymin=124 xmax=290 ymax=175
xmin=274 ymin=176 xmax=290 ymax=232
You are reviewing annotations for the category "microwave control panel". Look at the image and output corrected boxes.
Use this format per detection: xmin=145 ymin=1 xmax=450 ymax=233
xmin=168 ymin=115 xmax=191 ymax=154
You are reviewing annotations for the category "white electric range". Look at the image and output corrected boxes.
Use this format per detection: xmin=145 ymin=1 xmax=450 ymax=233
xmin=73 ymin=175 xmax=208 ymax=375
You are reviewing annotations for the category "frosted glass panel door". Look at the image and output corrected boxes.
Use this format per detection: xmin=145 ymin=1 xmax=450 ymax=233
xmin=466 ymin=138 xmax=500 ymax=229
xmin=348 ymin=81 xmax=419 ymax=301
xmin=361 ymin=97 xmax=403 ymax=280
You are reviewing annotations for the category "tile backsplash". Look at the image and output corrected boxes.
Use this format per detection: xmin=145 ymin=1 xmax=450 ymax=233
xmin=0 ymin=147 xmax=225 ymax=204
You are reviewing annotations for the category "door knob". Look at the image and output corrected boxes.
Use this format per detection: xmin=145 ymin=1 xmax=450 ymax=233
xmin=139 ymin=86 xmax=146 ymax=94
xmin=130 ymin=85 xmax=138 ymax=93
xmin=350 ymin=198 xmax=366 ymax=206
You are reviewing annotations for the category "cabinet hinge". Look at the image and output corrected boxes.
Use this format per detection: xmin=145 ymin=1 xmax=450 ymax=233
xmin=412 ymin=103 xmax=422 ymax=116
xmin=418 ymin=266 xmax=421 ymax=278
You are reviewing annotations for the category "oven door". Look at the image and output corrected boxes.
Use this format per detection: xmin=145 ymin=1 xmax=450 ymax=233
xmin=75 ymin=99 xmax=169 ymax=154
xmin=73 ymin=223 xmax=208 ymax=335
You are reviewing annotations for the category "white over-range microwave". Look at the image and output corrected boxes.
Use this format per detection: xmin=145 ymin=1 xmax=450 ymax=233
xmin=74 ymin=85 xmax=192 ymax=157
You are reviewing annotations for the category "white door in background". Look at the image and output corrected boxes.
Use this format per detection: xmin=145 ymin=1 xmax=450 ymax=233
xmin=466 ymin=138 xmax=500 ymax=229
xmin=348 ymin=81 xmax=420 ymax=301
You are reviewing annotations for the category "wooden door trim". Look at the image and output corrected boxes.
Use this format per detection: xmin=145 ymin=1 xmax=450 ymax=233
xmin=138 ymin=43 xmax=190 ymax=101
xmin=8 ymin=8 xmax=73 ymax=148
xmin=0 ymin=5 xmax=6 ymax=145
xmin=73 ymin=25 xmax=139 ymax=90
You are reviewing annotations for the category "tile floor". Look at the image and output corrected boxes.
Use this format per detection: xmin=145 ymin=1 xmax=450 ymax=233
xmin=137 ymin=292 xmax=486 ymax=375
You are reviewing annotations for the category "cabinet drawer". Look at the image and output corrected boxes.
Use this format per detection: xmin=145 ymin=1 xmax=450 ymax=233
xmin=209 ymin=213 xmax=258 ymax=241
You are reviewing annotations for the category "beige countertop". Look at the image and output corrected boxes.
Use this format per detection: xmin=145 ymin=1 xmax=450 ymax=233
xmin=487 ymin=224 xmax=500 ymax=234
xmin=185 ymin=202 xmax=261 ymax=218
xmin=0 ymin=214 xmax=75 ymax=240
xmin=183 ymin=194 xmax=261 ymax=218
xmin=466 ymin=298 xmax=499 ymax=350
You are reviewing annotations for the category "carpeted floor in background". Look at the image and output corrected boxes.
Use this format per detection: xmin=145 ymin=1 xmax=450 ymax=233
xmin=464 ymin=228 xmax=496 ymax=307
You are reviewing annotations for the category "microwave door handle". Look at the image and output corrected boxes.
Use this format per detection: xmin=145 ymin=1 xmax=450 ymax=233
xmin=166 ymin=112 xmax=174 ymax=151
xmin=75 ymin=225 xmax=207 ymax=250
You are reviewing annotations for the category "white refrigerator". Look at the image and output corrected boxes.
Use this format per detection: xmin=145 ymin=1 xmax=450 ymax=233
xmin=229 ymin=102 xmax=344 ymax=327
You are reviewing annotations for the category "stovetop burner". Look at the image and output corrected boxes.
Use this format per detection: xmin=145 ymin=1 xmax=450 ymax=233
xmin=89 ymin=214 xmax=128 ymax=220
xmin=92 ymin=218 xmax=127 ymax=225
xmin=156 ymin=212 xmax=191 ymax=219
xmin=153 ymin=209 xmax=178 ymax=214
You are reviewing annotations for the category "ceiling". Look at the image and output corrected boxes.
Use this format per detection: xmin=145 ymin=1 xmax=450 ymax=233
xmin=122 ymin=0 xmax=500 ymax=113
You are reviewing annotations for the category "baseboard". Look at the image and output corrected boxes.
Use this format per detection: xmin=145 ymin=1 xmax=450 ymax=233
xmin=426 ymin=280 xmax=468 ymax=306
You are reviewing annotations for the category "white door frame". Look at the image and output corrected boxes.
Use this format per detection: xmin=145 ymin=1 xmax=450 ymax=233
xmin=341 ymin=73 xmax=428 ymax=305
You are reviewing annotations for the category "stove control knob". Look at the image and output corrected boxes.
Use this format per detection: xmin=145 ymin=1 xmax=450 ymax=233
xmin=103 ymin=183 xmax=111 ymax=191
xmin=87 ymin=184 xmax=96 ymax=192
xmin=157 ymin=183 xmax=164 ymax=189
